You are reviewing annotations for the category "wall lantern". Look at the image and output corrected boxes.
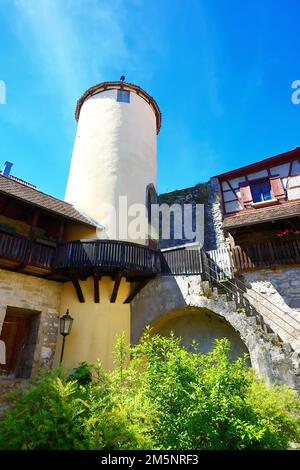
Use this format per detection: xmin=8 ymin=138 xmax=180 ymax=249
xmin=59 ymin=309 xmax=74 ymax=364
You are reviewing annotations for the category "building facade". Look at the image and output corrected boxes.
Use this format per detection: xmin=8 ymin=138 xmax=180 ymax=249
xmin=0 ymin=80 xmax=299 ymax=391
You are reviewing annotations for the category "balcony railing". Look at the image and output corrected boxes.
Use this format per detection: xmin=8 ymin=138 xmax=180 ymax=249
xmin=0 ymin=232 xmax=203 ymax=277
xmin=231 ymin=238 xmax=300 ymax=272
xmin=160 ymin=243 xmax=202 ymax=275
xmin=0 ymin=232 xmax=56 ymax=269
xmin=0 ymin=231 xmax=29 ymax=262
xmin=2 ymin=230 xmax=298 ymax=279
xmin=53 ymin=239 xmax=162 ymax=275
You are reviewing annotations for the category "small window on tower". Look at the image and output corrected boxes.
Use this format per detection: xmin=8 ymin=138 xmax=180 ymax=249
xmin=117 ymin=89 xmax=130 ymax=103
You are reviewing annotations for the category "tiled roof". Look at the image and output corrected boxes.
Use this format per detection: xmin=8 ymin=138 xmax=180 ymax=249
xmin=0 ymin=174 xmax=96 ymax=226
xmin=223 ymin=201 xmax=300 ymax=230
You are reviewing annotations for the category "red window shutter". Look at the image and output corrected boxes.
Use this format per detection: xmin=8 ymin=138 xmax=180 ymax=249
xmin=239 ymin=182 xmax=253 ymax=206
xmin=270 ymin=176 xmax=285 ymax=199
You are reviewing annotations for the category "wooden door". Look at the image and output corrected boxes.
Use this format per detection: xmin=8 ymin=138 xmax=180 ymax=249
xmin=0 ymin=314 xmax=28 ymax=376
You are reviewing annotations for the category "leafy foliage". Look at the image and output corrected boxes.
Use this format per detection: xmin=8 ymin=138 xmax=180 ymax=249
xmin=0 ymin=369 xmax=90 ymax=449
xmin=0 ymin=332 xmax=299 ymax=450
xmin=67 ymin=361 xmax=92 ymax=385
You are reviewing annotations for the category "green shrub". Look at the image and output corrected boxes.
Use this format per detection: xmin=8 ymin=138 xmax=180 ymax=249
xmin=0 ymin=369 xmax=90 ymax=450
xmin=0 ymin=333 xmax=299 ymax=450
xmin=67 ymin=361 xmax=92 ymax=385
xmin=130 ymin=332 xmax=300 ymax=449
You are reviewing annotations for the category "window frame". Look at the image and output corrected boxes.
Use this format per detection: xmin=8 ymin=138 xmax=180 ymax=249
xmin=117 ymin=89 xmax=130 ymax=103
xmin=250 ymin=179 xmax=272 ymax=203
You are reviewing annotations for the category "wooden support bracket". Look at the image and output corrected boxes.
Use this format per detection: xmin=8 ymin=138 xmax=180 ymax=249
xmin=70 ymin=274 xmax=85 ymax=303
xmin=110 ymin=270 xmax=123 ymax=303
xmin=93 ymin=273 xmax=101 ymax=303
xmin=124 ymin=278 xmax=152 ymax=304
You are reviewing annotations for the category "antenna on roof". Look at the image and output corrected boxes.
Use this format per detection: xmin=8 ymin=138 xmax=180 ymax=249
xmin=120 ymin=75 xmax=125 ymax=82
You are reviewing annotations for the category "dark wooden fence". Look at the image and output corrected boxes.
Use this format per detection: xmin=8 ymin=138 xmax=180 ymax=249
xmin=231 ymin=238 xmax=300 ymax=272
xmin=1 ymin=230 xmax=299 ymax=277
xmin=0 ymin=232 xmax=56 ymax=269
xmin=0 ymin=232 xmax=29 ymax=262
xmin=29 ymin=241 xmax=56 ymax=269
xmin=53 ymin=239 xmax=162 ymax=274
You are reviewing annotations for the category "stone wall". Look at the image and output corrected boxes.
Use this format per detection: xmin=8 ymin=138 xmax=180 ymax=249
xmin=242 ymin=267 xmax=300 ymax=310
xmin=131 ymin=275 xmax=300 ymax=390
xmin=241 ymin=267 xmax=300 ymax=352
xmin=0 ymin=269 xmax=62 ymax=374
xmin=206 ymin=177 xmax=227 ymax=249
xmin=158 ymin=178 xmax=226 ymax=250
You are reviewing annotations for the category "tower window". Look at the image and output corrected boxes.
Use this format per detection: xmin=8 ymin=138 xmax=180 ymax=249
xmin=117 ymin=89 xmax=130 ymax=103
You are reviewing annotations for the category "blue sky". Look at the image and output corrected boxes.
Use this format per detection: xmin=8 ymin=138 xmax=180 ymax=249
xmin=0 ymin=0 xmax=299 ymax=199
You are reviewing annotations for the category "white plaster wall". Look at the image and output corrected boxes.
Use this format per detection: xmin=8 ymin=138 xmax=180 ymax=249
xmin=248 ymin=169 xmax=268 ymax=180
xmin=65 ymin=89 xmax=157 ymax=244
xmin=287 ymin=174 xmax=300 ymax=200
xmin=225 ymin=200 xmax=242 ymax=213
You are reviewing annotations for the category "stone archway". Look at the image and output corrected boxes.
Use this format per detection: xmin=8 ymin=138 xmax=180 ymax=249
xmin=131 ymin=275 xmax=300 ymax=390
xmin=149 ymin=306 xmax=250 ymax=362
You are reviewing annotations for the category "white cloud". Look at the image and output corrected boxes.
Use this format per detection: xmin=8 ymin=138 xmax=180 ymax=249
xmin=14 ymin=0 xmax=87 ymax=106
xmin=12 ymin=0 xmax=140 ymax=114
xmin=12 ymin=0 xmax=165 ymax=110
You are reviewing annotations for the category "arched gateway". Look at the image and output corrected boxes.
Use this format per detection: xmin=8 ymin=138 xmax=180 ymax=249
xmin=131 ymin=275 xmax=300 ymax=390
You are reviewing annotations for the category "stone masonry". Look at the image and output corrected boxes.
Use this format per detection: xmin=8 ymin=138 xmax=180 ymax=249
xmin=131 ymin=275 xmax=300 ymax=390
xmin=158 ymin=178 xmax=226 ymax=251
xmin=241 ymin=267 xmax=300 ymax=353
xmin=0 ymin=269 xmax=62 ymax=374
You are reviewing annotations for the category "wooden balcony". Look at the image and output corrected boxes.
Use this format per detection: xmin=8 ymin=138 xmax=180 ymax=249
xmin=0 ymin=233 xmax=162 ymax=278
xmin=0 ymin=232 xmax=204 ymax=279
xmin=0 ymin=234 xmax=163 ymax=303
xmin=0 ymin=232 xmax=55 ymax=272
xmin=231 ymin=238 xmax=300 ymax=272
xmin=52 ymin=239 xmax=162 ymax=279
xmin=1 ymin=230 xmax=299 ymax=282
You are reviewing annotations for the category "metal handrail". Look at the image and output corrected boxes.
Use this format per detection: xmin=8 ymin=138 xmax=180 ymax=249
xmin=202 ymin=250 xmax=300 ymax=343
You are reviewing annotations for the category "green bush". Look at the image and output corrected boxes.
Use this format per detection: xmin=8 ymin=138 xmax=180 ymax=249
xmin=0 ymin=332 xmax=299 ymax=450
xmin=67 ymin=361 xmax=92 ymax=385
xmin=0 ymin=369 xmax=90 ymax=449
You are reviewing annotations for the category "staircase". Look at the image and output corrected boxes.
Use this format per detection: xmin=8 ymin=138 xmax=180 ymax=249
xmin=202 ymin=250 xmax=300 ymax=355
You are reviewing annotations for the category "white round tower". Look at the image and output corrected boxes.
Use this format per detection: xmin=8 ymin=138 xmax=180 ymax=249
xmin=65 ymin=80 xmax=161 ymax=245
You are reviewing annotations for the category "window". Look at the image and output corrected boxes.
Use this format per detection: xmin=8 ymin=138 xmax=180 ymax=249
xmin=146 ymin=184 xmax=157 ymax=248
xmin=250 ymin=180 xmax=272 ymax=203
xmin=117 ymin=89 xmax=130 ymax=103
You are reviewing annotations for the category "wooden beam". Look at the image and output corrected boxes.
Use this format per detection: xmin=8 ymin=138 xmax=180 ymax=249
xmin=12 ymin=262 xmax=27 ymax=272
xmin=58 ymin=220 xmax=65 ymax=242
xmin=30 ymin=210 xmax=40 ymax=239
xmin=0 ymin=195 xmax=9 ymax=214
xmin=110 ymin=270 xmax=123 ymax=303
xmin=123 ymin=278 xmax=152 ymax=304
xmin=93 ymin=273 xmax=101 ymax=303
xmin=70 ymin=275 xmax=85 ymax=303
